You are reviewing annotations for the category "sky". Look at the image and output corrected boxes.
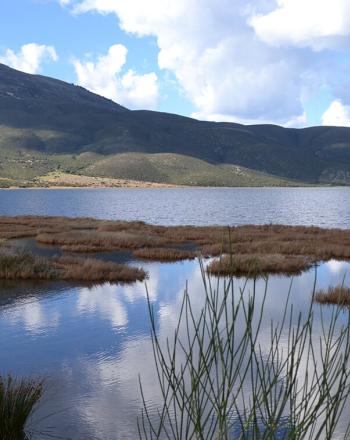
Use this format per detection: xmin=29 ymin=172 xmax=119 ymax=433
xmin=1 ymin=0 xmax=350 ymax=127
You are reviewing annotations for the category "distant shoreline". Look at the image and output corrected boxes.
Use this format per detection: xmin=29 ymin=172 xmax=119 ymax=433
xmin=0 ymin=184 xmax=341 ymax=190
xmin=0 ymin=172 xmax=343 ymax=190
xmin=2 ymin=184 xmax=184 ymax=190
xmin=0 ymin=172 xmax=186 ymax=189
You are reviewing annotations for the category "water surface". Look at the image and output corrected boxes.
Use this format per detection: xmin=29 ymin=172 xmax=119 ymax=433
xmin=1 ymin=188 xmax=350 ymax=438
xmin=0 ymin=187 xmax=350 ymax=227
xmin=1 ymin=259 xmax=350 ymax=439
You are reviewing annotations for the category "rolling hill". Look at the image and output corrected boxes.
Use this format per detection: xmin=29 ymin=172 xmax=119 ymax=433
xmin=0 ymin=62 xmax=350 ymax=186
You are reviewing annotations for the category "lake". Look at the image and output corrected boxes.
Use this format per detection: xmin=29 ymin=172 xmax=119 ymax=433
xmin=0 ymin=187 xmax=349 ymax=227
xmin=1 ymin=187 xmax=350 ymax=439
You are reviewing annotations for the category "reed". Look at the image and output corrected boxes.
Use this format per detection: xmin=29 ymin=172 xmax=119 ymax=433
xmin=0 ymin=375 xmax=42 ymax=440
xmin=139 ymin=262 xmax=350 ymax=439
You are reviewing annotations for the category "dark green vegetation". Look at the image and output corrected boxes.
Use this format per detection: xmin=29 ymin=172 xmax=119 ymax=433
xmin=139 ymin=265 xmax=350 ymax=439
xmin=0 ymin=375 xmax=42 ymax=440
xmin=1 ymin=216 xmax=350 ymax=279
xmin=1 ymin=63 xmax=350 ymax=186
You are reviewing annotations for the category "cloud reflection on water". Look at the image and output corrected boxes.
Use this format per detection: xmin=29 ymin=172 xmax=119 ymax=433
xmin=1 ymin=259 xmax=350 ymax=438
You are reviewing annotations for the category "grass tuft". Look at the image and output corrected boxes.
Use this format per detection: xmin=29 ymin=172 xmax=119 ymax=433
xmin=0 ymin=375 xmax=42 ymax=440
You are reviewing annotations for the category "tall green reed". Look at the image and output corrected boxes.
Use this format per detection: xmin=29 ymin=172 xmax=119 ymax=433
xmin=0 ymin=375 xmax=42 ymax=440
xmin=138 ymin=259 xmax=350 ymax=439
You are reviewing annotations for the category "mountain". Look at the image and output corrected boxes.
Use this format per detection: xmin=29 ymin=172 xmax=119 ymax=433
xmin=1 ymin=62 xmax=350 ymax=186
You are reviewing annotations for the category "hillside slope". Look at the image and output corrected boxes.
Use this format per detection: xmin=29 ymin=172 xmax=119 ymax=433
xmin=0 ymin=63 xmax=350 ymax=185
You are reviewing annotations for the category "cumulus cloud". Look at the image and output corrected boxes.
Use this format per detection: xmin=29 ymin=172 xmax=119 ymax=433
xmin=322 ymin=100 xmax=350 ymax=127
xmin=59 ymin=0 xmax=350 ymax=126
xmin=250 ymin=0 xmax=350 ymax=48
xmin=0 ymin=43 xmax=58 ymax=74
xmin=72 ymin=44 xmax=159 ymax=109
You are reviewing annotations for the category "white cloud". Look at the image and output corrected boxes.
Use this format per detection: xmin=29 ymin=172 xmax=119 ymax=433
xmin=59 ymin=0 xmax=350 ymax=126
xmin=72 ymin=44 xmax=159 ymax=109
xmin=9 ymin=297 xmax=60 ymax=333
xmin=322 ymin=100 xmax=350 ymax=127
xmin=326 ymin=259 xmax=348 ymax=275
xmin=77 ymin=283 xmax=128 ymax=328
xmin=0 ymin=43 xmax=58 ymax=74
xmin=250 ymin=0 xmax=350 ymax=48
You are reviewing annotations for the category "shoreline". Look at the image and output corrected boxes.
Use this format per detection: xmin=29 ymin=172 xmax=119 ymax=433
xmin=0 ymin=172 xmax=187 ymax=190
xmin=1 ymin=172 xmax=346 ymax=190
xmin=0 ymin=171 xmax=332 ymax=190
xmin=0 ymin=184 xmax=343 ymax=190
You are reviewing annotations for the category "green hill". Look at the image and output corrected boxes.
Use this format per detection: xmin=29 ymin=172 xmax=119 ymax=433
xmin=83 ymin=152 xmax=295 ymax=186
xmin=0 ymin=62 xmax=350 ymax=186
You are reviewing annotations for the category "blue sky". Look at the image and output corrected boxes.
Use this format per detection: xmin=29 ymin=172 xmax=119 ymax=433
xmin=1 ymin=0 xmax=350 ymax=127
xmin=0 ymin=0 xmax=194 ymax=116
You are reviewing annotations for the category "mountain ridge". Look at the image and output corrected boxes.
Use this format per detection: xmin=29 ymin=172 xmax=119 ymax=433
xmin=0 ymin=62 xmax=350 ymax=186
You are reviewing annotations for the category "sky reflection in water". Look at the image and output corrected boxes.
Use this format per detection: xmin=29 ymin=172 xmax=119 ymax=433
xmin=0 ymin=259 xmax=350 ymax=439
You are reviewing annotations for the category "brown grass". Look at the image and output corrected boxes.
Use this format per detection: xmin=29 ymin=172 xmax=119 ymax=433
xmin=36 ymin=230 xmax=169 ymax=252
xmin=314 ymin=286 xmax=350 ymax=306
xmin=207 ymin=254 xmax=314 ymax=277
xmin=1 ymin=216 xmax=350 ymax=277
xmin=0 ymin=248 xmax=147 ymax=283
xmin=60 ymin=244 xmax=107 ymax=253
xmin=54 ymin=256 xmax=147 ymax=283
xmin=133 ymin=248 xmax=196 ymax=262
xmin=0 ymin=249 xmax=56 ymax=280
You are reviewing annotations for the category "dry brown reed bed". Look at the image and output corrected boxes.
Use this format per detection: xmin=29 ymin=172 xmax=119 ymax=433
xmin=133 ymin=248 xmax=196 ymax=262
xmin=0 ymin=249 xmax=55 ymax=280
xmin=1 ymin=216 xmax=350 ymax=277
xmin=207 ymin=254 xmax=314 ymax=277
xmin=36 ymin=230 xmax=168 ymax=251
xmin=55 ymin=256 xmax=147 ymax=283
xmin=314 ymin=286 xmax=350 ymax=306
xmin=0 ymin=248 xmax=147 ymax=283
